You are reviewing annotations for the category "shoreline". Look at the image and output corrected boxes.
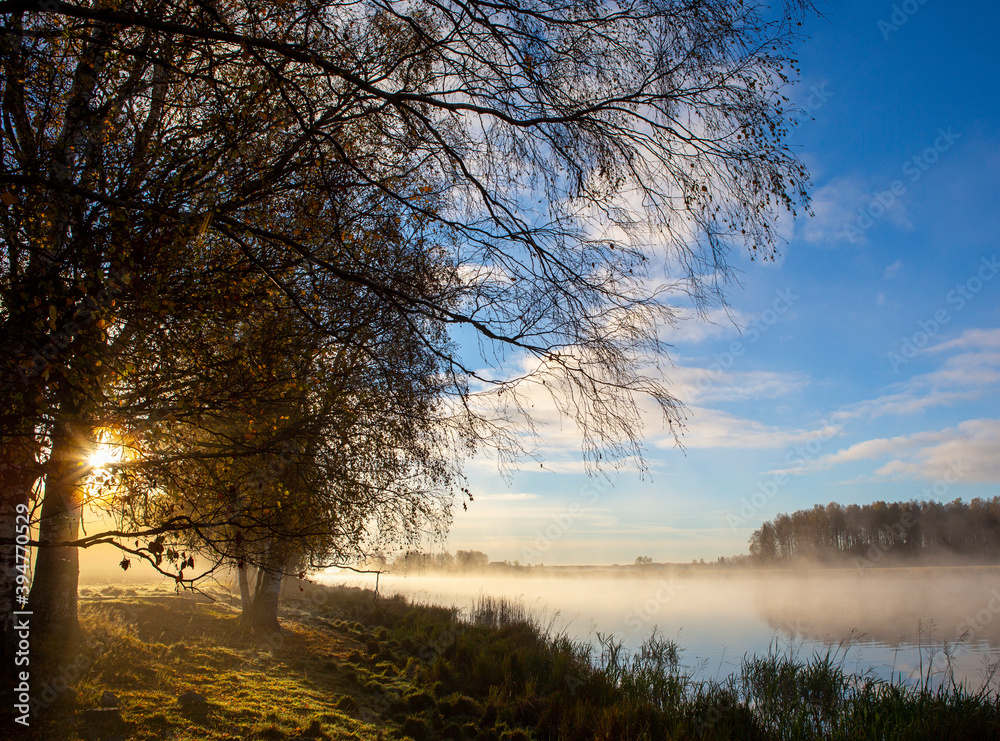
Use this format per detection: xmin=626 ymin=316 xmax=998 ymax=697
xmin=12 ymin=581 xmax=1000 ymax=740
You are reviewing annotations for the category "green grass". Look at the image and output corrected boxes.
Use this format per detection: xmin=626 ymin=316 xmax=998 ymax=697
xmin=31 ymin=582 xmax=1000 ymax=740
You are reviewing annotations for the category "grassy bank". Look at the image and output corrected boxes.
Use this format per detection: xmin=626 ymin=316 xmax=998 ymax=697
xmin=29 ymin=581 xmax=1000 ymax=740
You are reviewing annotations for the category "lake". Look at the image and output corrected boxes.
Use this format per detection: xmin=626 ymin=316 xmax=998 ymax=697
xmin=319 ymin=566 xmax=1000 ymax=692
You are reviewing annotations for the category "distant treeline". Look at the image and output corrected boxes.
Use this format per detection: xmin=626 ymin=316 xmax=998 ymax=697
xmin=378 ymin=549 xmax=494 ymax=573
xmin=749 ymin=499 xmax=1000 ymax=565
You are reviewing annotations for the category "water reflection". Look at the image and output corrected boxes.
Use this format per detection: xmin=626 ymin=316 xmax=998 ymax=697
xmin=752 ymin=567 xmax=1000 ymax=646
xmin=319 ymin=566 xmax=1000 ymax=690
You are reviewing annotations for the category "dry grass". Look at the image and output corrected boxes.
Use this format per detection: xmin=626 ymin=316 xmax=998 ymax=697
xmin=37 ymin=583 xmax=395 ymax=740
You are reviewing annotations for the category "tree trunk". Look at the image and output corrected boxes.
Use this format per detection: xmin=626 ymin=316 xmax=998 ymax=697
xmin=238 ymin=563 xmax=252 ymax=611
xmin=247 ymin=568 xmax=283 ymax=632
xmin=20 ymin=10 xmax=110 ymax=685
xmin=241 ymin=543 xmax=287 ymax=632
xmin=28 ymin=425 xmax=90 ymax=669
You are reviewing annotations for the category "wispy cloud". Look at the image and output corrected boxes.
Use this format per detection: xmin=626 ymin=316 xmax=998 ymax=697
xmin=928 ymin=328 xmax=1000 ymax=354
xmin=884 ymin=260 xmax=903 ymax=279
xmin=659 ymin=406 xmax=838 ymax=450
xmin=799 ymin=175 xmax=911 ymax=245
xmin=837 ymin=328 xmax=1000 ymax=421
xmin=766 ymin=327 xmax=1000 ymax=481
xmin=774 ymin=430 xmax=939 ymax=476
xmin=836 ymin=390 xmax=981 ymax=420
xmin=871 ymin=419 xmax=1000 ymax=483
xmin=679 ymin=369 xmax=811 ymax=404
xmin=766 ymin=417 xmax=1000 ymax=484
xmin=658 ymin=306 xmax=747 ymax=345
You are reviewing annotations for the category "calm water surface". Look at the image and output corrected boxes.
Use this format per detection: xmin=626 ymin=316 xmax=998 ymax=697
xmin=320 ymin=567 xmax=1000 ymax=691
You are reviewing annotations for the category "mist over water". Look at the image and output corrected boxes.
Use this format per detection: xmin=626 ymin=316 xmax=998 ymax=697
xmin=321 ymin=567 xmax=1000 ymax=690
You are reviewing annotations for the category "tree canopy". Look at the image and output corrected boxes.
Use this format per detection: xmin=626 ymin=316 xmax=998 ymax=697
xmin=1 ymin=0 xmax=815 ymax=675
xmin=3 ymin=0 xmax=812 ymax=468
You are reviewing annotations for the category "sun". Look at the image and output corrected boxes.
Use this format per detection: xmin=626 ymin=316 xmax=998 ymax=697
xmin=87 ymin=445 xmax=120 ymax=471
xmin=83 ymin=429 xmax=130 ymax=504
xmin=86 ymin=428 xmax=125 ymax=472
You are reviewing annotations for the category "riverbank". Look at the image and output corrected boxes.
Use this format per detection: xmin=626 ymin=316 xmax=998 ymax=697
xmin=24 ymin=581 xmax=1000 ymax=740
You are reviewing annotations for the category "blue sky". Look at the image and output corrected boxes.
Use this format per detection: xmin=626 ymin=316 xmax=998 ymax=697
xmin=441 ymin=0 xmax=1000 ymax=565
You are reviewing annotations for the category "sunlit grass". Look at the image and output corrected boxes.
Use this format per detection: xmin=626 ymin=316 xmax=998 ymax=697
xmin=38 ymin=585 xmax=387 ymax=740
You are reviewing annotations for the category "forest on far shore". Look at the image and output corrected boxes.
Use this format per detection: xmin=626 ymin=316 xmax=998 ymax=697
xmin=748 ymin=498 xmax=1000 ymax=566
xmin=366 ymin=498 xmax=1000 ymax=573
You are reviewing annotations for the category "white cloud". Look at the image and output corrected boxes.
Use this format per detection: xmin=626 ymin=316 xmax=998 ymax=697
xmin=836 ymin=328 xmax=1000 ymax=421
xmin=870 ymin=419 xmax=1000 ymax=483
xmin=465 ymin=322 xmax=998 ymax=481
xmin=797 ymin=329 xmax=1000 ymax=482
xmin=658 ymin=306 xmax=746 ymax=345
xmin=465 ymin=345 xmax=815 ymax=468
xmin=928 ymin=328 xmax=1000 ymax=354
xmin=923 ymin=353 xmax=1000 ymax=389
xmin=659 ymin=406 xmax=839 ymax=450
xmin=836 ymin=390 xmax=981 ymax=420
xmin=884 ymin=260 xmax=903 ymax=279
xmin=778 ymin=430 xmax=937 ymax=475
xmin=682 ymin=369 xmax=810 ymax=404
xmin=777 ymin=419 xmax=1000 ymax=484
